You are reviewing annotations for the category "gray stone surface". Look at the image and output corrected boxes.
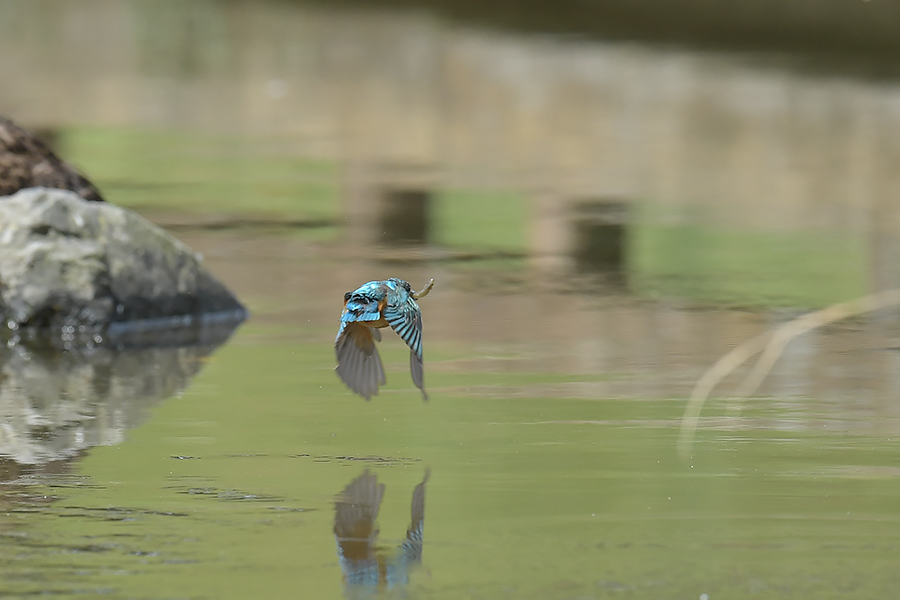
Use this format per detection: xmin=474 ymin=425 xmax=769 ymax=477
xmin=0 ymin=187 xmax=245 ymax=343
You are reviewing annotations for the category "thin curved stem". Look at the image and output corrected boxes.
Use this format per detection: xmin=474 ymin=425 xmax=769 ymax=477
xmin=678 ymin=288 xmax=900 ymax=461
xmin=413 ymin=278 xmax=434 ymax=300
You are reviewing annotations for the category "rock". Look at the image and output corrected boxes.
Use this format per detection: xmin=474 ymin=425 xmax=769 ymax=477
xmin=0 ymin=187 xmax=246 ymax=346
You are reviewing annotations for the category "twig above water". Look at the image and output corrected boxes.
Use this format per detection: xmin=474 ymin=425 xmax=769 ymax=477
xmin=678 ymin=288 xmax=900 ymax=461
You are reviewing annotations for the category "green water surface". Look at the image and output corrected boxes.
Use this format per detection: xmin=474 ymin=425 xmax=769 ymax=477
xmin=3 ymin=308 xmax=900 ymax=599
xmin=0 ymin=125 xmax=894 ymax=599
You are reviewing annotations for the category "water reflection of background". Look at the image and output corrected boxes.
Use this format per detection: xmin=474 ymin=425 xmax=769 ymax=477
xmin=3 ymin=1 xmax=900 ymax=598
xmin=0 ymin=338 xmax=229 ymax=467
xmin=2 ymin=0 xmax=897 ymax=460
xmin=2 ymin=0 xmax=899 ymax=296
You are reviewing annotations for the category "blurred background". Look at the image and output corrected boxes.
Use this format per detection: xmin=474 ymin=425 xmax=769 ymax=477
xmin=4 ymin=0 xmax=900 ymax=306
xmin=3 ymin=1 xmax=900 ymax=598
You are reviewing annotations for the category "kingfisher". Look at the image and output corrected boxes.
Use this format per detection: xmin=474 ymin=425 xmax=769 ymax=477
xmin=335 ymin=278 xmax=434 ymax=400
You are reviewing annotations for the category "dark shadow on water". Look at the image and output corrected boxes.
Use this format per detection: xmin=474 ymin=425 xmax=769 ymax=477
xmin=3 ymin=310 xmax=247 ymax=352
xmin=334 ymin=468 xmax=430 ymax=598
xmin=379 ymin=188 xmax=431 ymax=247
xmin=300 ymin=0 xmax=900 ymax=67
xmin=571 ymin=199 xmax=629 ymax=289
xmin=104 ymin=309 xmax=247 ymax=349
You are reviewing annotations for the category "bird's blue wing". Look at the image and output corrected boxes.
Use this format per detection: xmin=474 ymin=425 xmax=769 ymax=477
xmin=383 ymin=298 xmax=427 ymax=400
xmin=343 ymin=297 xmax=383 ymax=323
xmin=336 ymin=282 xmax=387 ymax=344
xmin=408 ymin=352 xmax=426 ymax=401
xmin=382 ymin=299 xmax=423 ymax=360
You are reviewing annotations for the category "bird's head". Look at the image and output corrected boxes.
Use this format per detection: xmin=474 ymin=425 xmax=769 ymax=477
xmin=386 ymin=278 xmax=433 ymax=299
xmin=387 ymin=278 xmax=412 ymax=294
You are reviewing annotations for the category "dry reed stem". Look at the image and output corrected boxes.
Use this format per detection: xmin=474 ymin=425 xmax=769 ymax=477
xmin=677 ymin=289 xmax=900 ymax=461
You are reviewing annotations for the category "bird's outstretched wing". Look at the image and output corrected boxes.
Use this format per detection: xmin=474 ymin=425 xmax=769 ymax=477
xmin=335 ymin=323 xmax=386 ymax=401
xmin=383 ymin=298 xmax=423 ymax=359
xmin=336 ymin=287 xmax=386 ymax=341
xmin=383 ymin=299 xmax=427 ymax=400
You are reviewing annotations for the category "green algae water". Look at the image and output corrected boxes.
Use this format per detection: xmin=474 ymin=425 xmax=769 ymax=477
xmin=2 ymin=231 xmax=900 ymax=599
xmin=4 ymin=1 xmax=900 ymax=596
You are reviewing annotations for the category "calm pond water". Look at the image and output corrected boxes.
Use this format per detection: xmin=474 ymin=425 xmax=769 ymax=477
xmin=4 ymin=1 xmax=900 ymax=598
xmin=2 ymin=229 xmax=900 ymax=599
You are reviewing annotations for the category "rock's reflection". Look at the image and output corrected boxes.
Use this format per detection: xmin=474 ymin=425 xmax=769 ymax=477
xmin=334 ymin=469 xmax=429 ymax=596
xmin=0 ymin=333 xmax=231 ymax=468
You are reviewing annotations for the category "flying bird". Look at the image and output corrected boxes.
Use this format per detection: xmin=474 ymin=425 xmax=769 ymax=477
xmin=335 ymin=278 xmax=434 ymax=400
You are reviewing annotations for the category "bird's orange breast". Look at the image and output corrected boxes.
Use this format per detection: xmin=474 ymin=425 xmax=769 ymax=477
xmin=367 ymin=297 xmax=389 ymax=328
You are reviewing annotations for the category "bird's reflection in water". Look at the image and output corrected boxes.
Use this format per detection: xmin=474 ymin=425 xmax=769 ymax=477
xmin=334 ymin=468 xmax=429 ymax=596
